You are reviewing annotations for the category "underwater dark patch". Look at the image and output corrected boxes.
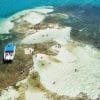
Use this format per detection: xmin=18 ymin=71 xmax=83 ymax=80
xmin=55 ymin=6 xmax=100 ymax=48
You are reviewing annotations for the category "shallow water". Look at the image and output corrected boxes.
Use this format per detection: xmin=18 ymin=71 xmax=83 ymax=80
xmin=0 ymin=1 xmax=100 ymax=99
xmin=0 ymin=0 xmax=100 ymax=17
xmin=52 ymin=6 xmax=100 ymax=48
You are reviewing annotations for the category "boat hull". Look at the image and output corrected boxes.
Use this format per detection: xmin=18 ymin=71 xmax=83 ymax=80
xmin=3 ymin=43 xmax=16 ymax=63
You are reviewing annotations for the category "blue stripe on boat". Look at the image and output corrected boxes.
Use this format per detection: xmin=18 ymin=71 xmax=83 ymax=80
xmin=4 ymin=43 xmax=15 ymax=52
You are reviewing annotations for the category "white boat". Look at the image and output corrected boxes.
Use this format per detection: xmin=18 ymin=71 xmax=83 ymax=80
xmin=3 ymin=43 xmax=16 ymax=62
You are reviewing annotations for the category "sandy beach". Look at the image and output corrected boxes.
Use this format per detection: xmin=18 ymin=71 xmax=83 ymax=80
xmin=0 ymin=5 xmax=100 ymax=100
xmin=0 ymin=6 xmax=54 ymax=34
xmin=1 ymin=25 xmax=100 ymax=99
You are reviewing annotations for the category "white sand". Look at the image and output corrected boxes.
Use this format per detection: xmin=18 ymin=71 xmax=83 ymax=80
xmin=0 ymin=87 xmax=19 ymax=100
xmin=7 ymin=6 xmax=53 ymax=19
xmin=9 ymin=6 xmax=54 ymax=22
xmin=1 ymin=24 xmax=100 ymax=99
xmin=50 ymin=13 xmax=69 ymax=19
xmin=22 ymin=6 xmax=54 ymax=25
xmin=0 ymin=77 xmax=48 ymax=100
xmin=0 ymin=6 xmax=100 ymax=99
xmin=0 ymin=6 xmax=54 ymax=34
xmin=0 ymin=18 xmax=14 ymax=33
xmin=33 ymin=44 xmax=100 ymax=99
xmin=23 ymin=12 xmax=46 ymax=25
xmin=24 ymin=48 xmax=34 ymax=55
xmin=25 ymin=89 xmax=47 ymax=100
xmin=1 ymin=40 xmax=100 ymax=99
xmin=21 ymin=27 xmax=71 ymax=44
xmin=32 ymin=6 xmax=54 ymax=14
xmin=21 ymin=26 xmax=100 ymax=98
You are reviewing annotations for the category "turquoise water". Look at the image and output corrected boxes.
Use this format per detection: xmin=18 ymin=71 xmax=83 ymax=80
xmin=0 ymin=0 xmax=100 ymax=53
xmin=0 ymin=0 xmax=100 ymax=17
xmin=0 ymin=0 xmax=100 ymax=47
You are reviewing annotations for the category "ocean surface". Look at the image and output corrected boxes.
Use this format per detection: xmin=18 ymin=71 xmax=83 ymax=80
xmin=0 ymin=0 xmax=100 ymax=17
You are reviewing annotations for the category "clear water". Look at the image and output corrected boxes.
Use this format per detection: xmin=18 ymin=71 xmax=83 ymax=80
xmin=0 ymin=0 xmax=100 ymax=49
xmin=0 ymin=0 xmax=100 ymax=17
xmin=0 ymin=0 xmax=100 ymax=56
xmin=0 ymin=0 xmax=100 ymax=98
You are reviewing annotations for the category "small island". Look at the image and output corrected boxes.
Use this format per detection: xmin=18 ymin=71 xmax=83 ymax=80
xmin=0 ymin=6 xmax=100 ymax=100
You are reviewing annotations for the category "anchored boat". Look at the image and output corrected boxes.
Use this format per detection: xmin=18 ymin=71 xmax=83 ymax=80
xmin=3 ymin=43 xmax=16 ymax=62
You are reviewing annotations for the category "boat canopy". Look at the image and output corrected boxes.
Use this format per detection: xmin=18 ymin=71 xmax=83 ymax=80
xmin=4 ymin=43 xmax=15 ymax=52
